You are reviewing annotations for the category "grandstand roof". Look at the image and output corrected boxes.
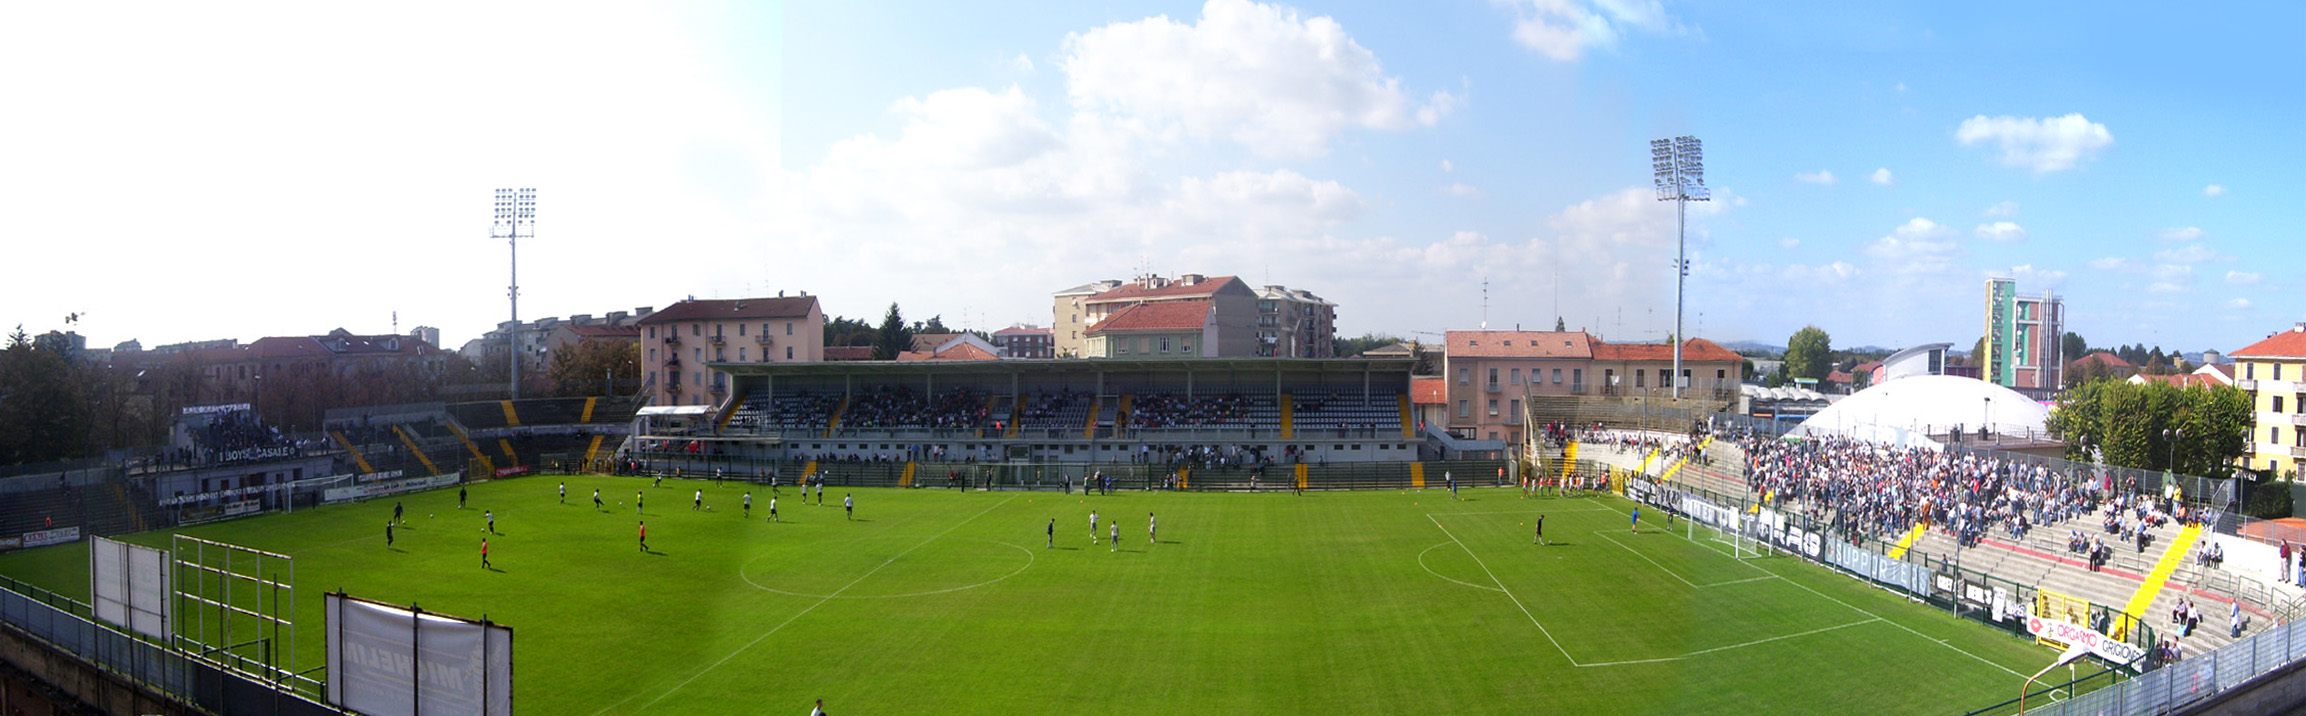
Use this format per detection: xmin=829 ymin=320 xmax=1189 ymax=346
xmin=2232 ymin=323 xmax=2306 ymax=360
xmin=1445 ymin=330 xmax=1592 ymax=359
xmin=1789 ymin=375 xmax=2049 ymax=449
xmin=1590 ymin=338 xmax=1742 ymax=363
xmin=1411 ymin=377 xmax=1446 ymax=405
xmin=636 ymin=296 xmax=818 ymax=324
xmin=1084 ymin=275 xmax=1247 ymax=303
xmin=1087 ymin=300 xmax=1212 ymax=334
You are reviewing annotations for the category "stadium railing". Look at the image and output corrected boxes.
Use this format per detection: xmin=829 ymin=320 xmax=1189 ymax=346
xmin=0 ymin=577 xmax=343 ymax=715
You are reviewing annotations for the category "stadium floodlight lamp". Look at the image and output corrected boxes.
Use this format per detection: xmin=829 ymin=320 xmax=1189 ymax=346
xmin=1652 ymin=136 xmax=1709 ymax=399
xmin=493 ymin=188 xmax=536 ymax=399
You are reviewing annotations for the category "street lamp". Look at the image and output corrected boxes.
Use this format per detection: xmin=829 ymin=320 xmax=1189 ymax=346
xmin=493 ymin=188 xmax=536 ymax=399
xmin=1653 ymin=136 xmax=1709 ymax=399
xmin=2164 ymin=428 xmax=2182 ymax=474
xmin=1982 ymin=396 xmax=1992 ymax=440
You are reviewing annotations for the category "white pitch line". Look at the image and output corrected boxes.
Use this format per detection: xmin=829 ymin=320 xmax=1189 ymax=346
xmin=607 ymin=495 xmax=1020 ymax=713
xmin=1431 ymin=508 xmax=1619 ymax=517
xmin=1771 ymin=573 xmax=2029 ymax=679
xmin=1417 ymin=542 xmax=1506 ymax=593
xmin=1595 ymin=530 xmax=1697 ymax=589
xmin=1428 ymin=514 xmax=1582 ymax=666
xmin=1701 ymin=574 xmax=1783 ymax=588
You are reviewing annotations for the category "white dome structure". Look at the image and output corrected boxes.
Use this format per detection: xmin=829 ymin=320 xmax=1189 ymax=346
xmin=1789 ymin=375 xmax=2048 ymax=449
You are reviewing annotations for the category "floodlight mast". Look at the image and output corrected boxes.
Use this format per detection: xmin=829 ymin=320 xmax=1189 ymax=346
xmin=493 ymin=188 xmax=536 ymax=399
xmin=1652 ymin=136 xmax=1708 ymax=399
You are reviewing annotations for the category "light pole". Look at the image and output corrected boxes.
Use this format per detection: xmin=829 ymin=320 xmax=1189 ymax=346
xmin=1652 ymin=136 xmax=1709 ymax=399
xmin=1982 ymin=396 xmax=1991 ymax=440
xmin=2164 ymin=428 xmax=2182 ymax=474
xmin=493 ymin=188 xmax=536 ymax=399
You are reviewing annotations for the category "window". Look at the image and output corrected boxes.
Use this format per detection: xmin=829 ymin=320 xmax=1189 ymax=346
xmin=1552 ymin=368 xmax=1562 ymax=384
xmin=648 ymin=326 xmax=656 ymax=339
xmin=1487 ymin=399 xmax=1498 ymax=416
xmin=786 ymin=322 xmax=793 ymax=336
xmin=739 ymin=323 xmax=746 ymax=336
xmin=1635 ymin=371 xmax=1646 ymax=388
xmin=1457 ymin=400 xmax=1469 ymax=418
xmin=2275 ymin=427 xmax=2283 ymax=445
xmin=694 ymin=348 xmax=702 ymax=362
xmin=1573 ymin=368 xmax=1582 ymax=386
xmin=1488 ymin=368 xmax=1499 ymax=385
xmin=692 ymin=324 xmax=700 ymax=336
xmin=2279 ymin=396 xmax=2288 ymax=413
xmin=2248 ymin=363 xmax=2257 ymax=380
xmin=738 ymin=347 xmax=747 ymax=361
xmin=1509 ymin=398 xmax=1521 ymax=417
xmin=1458 ymin=367 xmax=1470 ymax=385
xmin=1510 ymin=368 xmax=1522 ymax=385
xmin=649 ymin=348 xmax=656 ymax=363
xmin=1716 ymin=369 xmax=1727 ymax=383
xmin=1159 ymin=337 xmax=1172 ymax=354
xmin=785 ymin=346 xmax=793 ymax=360
xmin=1117 ymin=340 xmax=1130 ymax=355
xmin=1181 ymin=342 xmax=1192 ymax=354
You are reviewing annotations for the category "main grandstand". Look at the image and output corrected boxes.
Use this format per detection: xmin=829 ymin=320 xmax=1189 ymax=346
xmin=615 ymin=357 xmax=1495 ymax=490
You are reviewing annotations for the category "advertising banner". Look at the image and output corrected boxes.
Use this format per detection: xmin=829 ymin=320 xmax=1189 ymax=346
xmin=2026 ymin=614 xmax=2147 ymax=670
xmin=327 ymin=593 xmax=513 ymax=716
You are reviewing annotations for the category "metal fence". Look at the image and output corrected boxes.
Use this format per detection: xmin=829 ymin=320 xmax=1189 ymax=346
xmin=0 ymin=576 xmax=343 ymax=715
xmin=1964 ymin=611 xmax=2306 ymax=715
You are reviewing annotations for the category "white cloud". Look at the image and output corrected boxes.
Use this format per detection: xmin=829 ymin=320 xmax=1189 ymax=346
xmin=1955 ymin=113 xmax=2114 ymax=173
xmin=2087 ymin=257 xmax=2128 ymax=271
xmin=1864 ymin=217 xmax=1960 ymax=275
xmin=1983 ymin=200 xmax=2019 ymax=217
xmin=1868 ymin=167 xmax=1894 ymax=185
xmin=1782 ymin=261 xmax=1857 ymax=282
xmin=1973 ymin=221 xmax=2026 ymax=243
xmin=2226 ymin=270 xmax=2262 ymax=285
xmin=1008 ymin=52 xmax=1035 ymax=73
xmin=1062 ymin=0 xmax=1454 ymax=158
xmin=1439 ymin=159 xmax=1454 ymax=173
xmin=1777 ymin=237 xmax=1800 ymax=249
xmin=1793 ymin=170 xmax=1836 ymax=185
xmin=1503 ymin=0 xmax=1680 ymax=62
xmin=2157 ymin=226 xmax=2204 ymax=242
xmin=2229 ymin=298 xmax=2253 ymax=310
xmin=2202 ymin=184 xmax=2225 ymax=198
xmin=1442 ymin=182 xmax=1483 ymax=198
xmin=2154 ymin=244 xmax=2218 ymax=264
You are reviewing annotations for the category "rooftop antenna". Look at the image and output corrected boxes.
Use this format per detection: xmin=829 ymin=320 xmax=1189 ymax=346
xmin=1480 ymin=275 xmax=1490 ymax=330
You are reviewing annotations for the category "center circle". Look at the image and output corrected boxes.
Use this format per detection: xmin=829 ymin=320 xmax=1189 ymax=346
xmin=740 ymin=539 xmax=1036 ymax=599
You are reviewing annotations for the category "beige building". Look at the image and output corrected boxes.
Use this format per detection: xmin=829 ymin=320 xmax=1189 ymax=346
xmin=1441 ymin=329 xmax=1743 ymax=446
xmin=1084 ymin=300 xmax=1217 ymax=358
xmin=1051 ymin=274 xmax=1295 ymax=358
xmin=2233 ymin=323 xmax=2306 ymax=477
xmin=1255 ymin=285 xmax=1337 ymax=358
xmin=635 ymin=295 xmax=823 ymax=407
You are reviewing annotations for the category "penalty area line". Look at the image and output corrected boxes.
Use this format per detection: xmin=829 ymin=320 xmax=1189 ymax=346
xmin=1427 ymin=514 xmax=1582 ymax=667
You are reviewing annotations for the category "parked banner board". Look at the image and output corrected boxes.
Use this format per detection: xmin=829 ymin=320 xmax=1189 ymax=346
xmin=90 ymin=536 xmax=170 ymax=640
xmin=19 ymin=526 xmax=80 ymax=548
xmin=324 ymin=473 xmax=463 ymax=504
xmin=326 ymin=592 xmax=512 ymax=716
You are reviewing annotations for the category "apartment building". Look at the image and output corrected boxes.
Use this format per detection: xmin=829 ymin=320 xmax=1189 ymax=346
xmin=2233 ymin=322 xmax=2306 ymax=477
xmin=634 ymin=295 xmax=823 ymax=407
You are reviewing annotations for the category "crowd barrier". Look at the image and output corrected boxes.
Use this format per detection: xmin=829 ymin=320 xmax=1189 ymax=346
xmin=0 ymin=576 xmax=341 ymax=715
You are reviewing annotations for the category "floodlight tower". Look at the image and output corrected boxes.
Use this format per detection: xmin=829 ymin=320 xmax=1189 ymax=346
xmin=1652 ymin=136 xmax=1709 ymax=399
xmin=493 ymin=188 xmax=536 ymax=399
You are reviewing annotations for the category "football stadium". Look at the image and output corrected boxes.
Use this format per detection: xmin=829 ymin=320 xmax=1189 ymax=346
xmin=0 ymin=358 xmax=2292 ymax=714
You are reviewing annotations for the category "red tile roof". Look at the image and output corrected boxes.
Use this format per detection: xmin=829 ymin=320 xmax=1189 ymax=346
xmin=898 ymin=343 xmax=1000 ymax=362
xmin=2130 ymin=373 xmax=2225 ymax=389
xmin=1087 ymin=300 xmax=1212 ymax=333
xmin=993 ymin=326 xmax=1050 ymax=336
xmin=1589 ymin=338 xmax=1742 ymax=363
xmin=635 ymin=296 xmax=818 ymax=324
xmin=2068 ymin=351 xmax=2136 ymax=370
xmin=1411 ymin=377 xmax=1447 ymax=405
xmin=1084 ymin=276 xmax=1244 ymax=303
xmin=1445 ymin=331 xmax=1593 ymax=359
xmin=824 ymin=346 xmax=876 ymax=361
xmin=2233 ymin=325 xmax=2306 ymax=360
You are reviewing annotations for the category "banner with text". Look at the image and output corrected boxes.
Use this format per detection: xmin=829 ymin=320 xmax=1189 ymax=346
xmin=326 ymin=593 xmax=512 ymax=716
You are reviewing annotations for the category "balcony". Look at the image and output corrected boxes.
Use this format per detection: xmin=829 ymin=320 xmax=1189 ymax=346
xmin=2292 ymin=445 xmax=2306 ymax=460
xmin=2292 ymin=414 xmax=2306 ymax=427
xmin=756 ymin=334 xmax=774 ymax=345
xmin=2239 ymin=379 xmax=2257 ymax=391
xmin=1484 ymin=382 xmax=1502 ymax=393
xmin=709 ymin=334 xmax=725 ymax=345
xmin=667 ymin=383 xmax=683 ymax=395
xmin=664 ymin=335 xmax=682 ymax=346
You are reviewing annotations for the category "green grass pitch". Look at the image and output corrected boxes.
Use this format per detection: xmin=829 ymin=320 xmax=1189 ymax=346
xmin=0 ymin=476 xmax=2064 ymax=713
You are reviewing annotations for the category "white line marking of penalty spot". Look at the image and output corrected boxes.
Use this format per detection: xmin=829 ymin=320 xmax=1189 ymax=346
xmin=608 ymin=495 xmax=1021 ymax=714
xmin=1428 ymin=514 xmax=1583 ymax=666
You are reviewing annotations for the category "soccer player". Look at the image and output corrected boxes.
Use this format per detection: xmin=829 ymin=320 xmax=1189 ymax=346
xmin=484 ymin=510 xmax=496 ymax=535
xmin=1535 ymin=514 xmax=1546 ymax=545
xmin=1110 ymin=521 xmax=1118 ymax=551
xmin=393 ymin=501 xmax=404 ymax=525
xmin=1148 ymin=512 xmax=1156 ymax=545
xmin=1631 ymin=506 xmax=1640 ymax=534
xmin=653 ymin=473 xmax=664 ymax=488
xmin=638 ymin=521 xmax=648 ymax=552
xmin=769 ymin=495 xmax=780 ymax=522
xmin=458 ymin=485 xmax=467 ymax=509
xmin=743 ymin=492 xmax=753 ymax=518
xmin=636 ymin=490 xmax=645 ymax=516
xmin=715 ymin=468 xmax=724 ymax=486
xmin=1447 ymin=472 xmax=1458 ymax=500
xmin=1090 ymin=510 xmax=1099 ymax=545
xmin=1046 ymin=518 xmax=1055 ymax=549
xmin=559 ymin=482 xmax=566 ymax=504
xmin=811 ymin=698 xmax=827 ymax=716
xmin=480 ymin=538 xmax=490 ymax=569
xmin=593 ymin=488 xmax=603 ymax=511
xmin=694 ymin=489 xmax=703 ymax=511
xmin=385 ymin=521 xmax=394 ymax=547
xmin=844 ymin=493 xmax=854 ymax=521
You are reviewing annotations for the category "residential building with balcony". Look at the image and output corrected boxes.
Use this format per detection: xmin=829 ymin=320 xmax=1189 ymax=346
xmin=1084 ymin=300 xmax=1217 ymax=358
xmin=1050 ymin=274 xmax=1287 ymax=358
xmin=1441 ymin=329 xmax=1743 ymax=447
xmin=1254 ymin=285 xmax=1337 ymax=358
xmin=991 ymin=325 xmax=1054 ymax=358
xmin=2233 ymin=322 xmax=2306 ymax=477
xmin=634 ymin=294 xmax=823 ymax=407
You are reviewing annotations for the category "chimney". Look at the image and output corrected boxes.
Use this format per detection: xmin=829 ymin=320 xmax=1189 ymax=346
xmin=1180 ymin=273 xmax=1204 ymax=285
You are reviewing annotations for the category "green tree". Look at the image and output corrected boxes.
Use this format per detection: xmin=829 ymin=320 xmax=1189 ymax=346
xmin=822 ymin=315 xmax=876 ymax=347
xmin=1783 ymin=326 xmax=1832 ymax=381
xmin=875 ymin=303 xmax=913 ymax=360
xmin=1332 ymin=333 xmax=1403 ymax=358
xmin=2061 ymin=332 xmax=2088 ymax=364
xmin=2048 ymin=379 xmax=2250 ymax=475
xmin=0 ymin=329 xmax=92 ymax=465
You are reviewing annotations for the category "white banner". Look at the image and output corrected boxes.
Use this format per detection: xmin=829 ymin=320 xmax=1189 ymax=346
xmin=2026 ymin=614 xmax=2147 ymax=670
xmin=327 ymin=593 xmax=512 ymax=716
xmin=90 ymin=537 xmax=170 ymax=641
xmin=19 ymin=526 xmax=81 ymax=548
xmin=324 ymin=473 xmax=463 ymax=504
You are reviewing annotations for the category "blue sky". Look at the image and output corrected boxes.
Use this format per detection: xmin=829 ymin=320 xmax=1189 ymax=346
xmin=2 ymin=1 xmax=2298 ymax=355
